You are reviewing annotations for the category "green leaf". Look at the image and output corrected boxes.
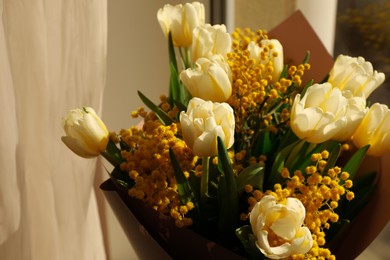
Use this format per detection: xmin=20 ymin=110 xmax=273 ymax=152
xmin=169 ymin=148 xmax=197 ymax=206
xmin=279 ymin=65 xmax=288 ymax=79
xmin=285 ymin=140 xmax=309 ymax=169
xmin=236 ymin=163 xmax=265 ymax=192
xmin=342 ymin=145 xmax=370 ymax=180
xmin=302 ymin=51 xmax=310 ymax=64
xmin=293 ymin=140 xmax=338 ymax=174
xmin=252 ymin=130 xmax=273 ymax=158
xmin=101 ymin=139 xmax=125 ymax=167
xmin=217 ymin=137 xmax=239 ymax=246
xmin=110 ymin=166 xmax=134 ymax=189
xmin=322 ymin=143 xmax=341 ymax=175
xmin=235 ymin=225 xmax=265 ymax=260
xmin=168 ymin=32 xmax=178 ymax=72
xmin=338 ymin=171 xmax=377 ymax=221
xmin=137 ymin=90 xmax=174 ymax=126
xmin=167 ymin=32 xmax=191 ymax=108
xmin=268 ymin=139 xmax=300 ymax=185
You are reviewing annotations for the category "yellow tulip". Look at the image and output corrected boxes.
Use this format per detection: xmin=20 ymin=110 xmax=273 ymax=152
xmin=290 ymin=83 xmax=348 ymax=144
xmin=180 ymin=55 xmax=232 ymax=102
xmin=250 ymin=195 xmax=313 ymax=259
xmin=353 ymin=103 xmax=390 ymax=156
xmin=328 ymin=55 xmax=385 ymax=98
xmin=191 ymin=24 xmax=231 ymax=62
xmin=61 ymin=107 xmax=109 ymax=158
xmin=179 ymin=97 xmax=235 ymax=157
xmin=157 ymin=2 xmax=205 ymax=47
xmin=247 ymin=39 xmax=284 ymax=83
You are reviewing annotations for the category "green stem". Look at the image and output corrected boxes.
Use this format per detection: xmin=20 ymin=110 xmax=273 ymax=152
xmin=200 ymin=156 xmax=210 ymax=202
xmin=179 ymin=47 xmax=192 ymax=69
xmin=185 ymin=47 xmax=191 ymax=68
xmin=101 ymin=150 xmax=121 ymax=167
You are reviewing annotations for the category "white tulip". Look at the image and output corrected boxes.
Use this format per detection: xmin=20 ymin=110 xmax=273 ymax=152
xmin=247 ymin=39 xmax=284 ymax=82
xmin=353 ymin=103 xmax=390 ymax=156
xmin=290 ymin=83 xmax=348 ymax=144
xmin=180 ymin=97 xmax=234 ymax=157
xmin=191 ymin=24 xmax=231 ymax=62
xmin=157 ymin=2 xmax=205 ymax=47
xmin=328 ymin=55 xmax=385 ymax=98
xmin=180 ymin=55 xmax=232 ymax=102
xmin=250 ymin=195 xmax=313 ymax=259
xmin=332 ymin=95 xmax=368 ymax=142
xmin=62 ymin=107 xmax=109 ymax=158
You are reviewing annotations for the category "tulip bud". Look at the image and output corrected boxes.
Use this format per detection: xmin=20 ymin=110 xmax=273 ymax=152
xmin=180 ymin=55 xmax=232 ymax=102
xmin=290 ymin=83 xmax=348 ymax=144
xmin=157 ymin=2 xmax=205 ymax=47
xmin=191 ymin=24 xmax=231 ymax=62
xmin=250 ymin=195 xmax=313 ymax=259
xmin=353 ymin=103 xmax=390 ymax=156
xmin=247 ymin=39 xmax=284 ymax=82
xmin=61 ymin=107 xmax=109 ymax=158
xmin=180 ymin=97 xmax=235 ymax=157
xmin=328 ymin=55 xmax=385 ymax=98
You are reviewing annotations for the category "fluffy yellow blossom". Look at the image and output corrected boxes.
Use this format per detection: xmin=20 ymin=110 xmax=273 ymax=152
xmin=117 ymin=110 xmax=198 ymax=227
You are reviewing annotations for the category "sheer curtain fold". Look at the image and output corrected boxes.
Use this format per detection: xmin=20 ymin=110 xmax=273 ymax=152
xmin=0 ymin=0 xmax=107 ymax=259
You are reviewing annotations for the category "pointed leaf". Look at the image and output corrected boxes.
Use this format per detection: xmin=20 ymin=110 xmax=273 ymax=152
xmin=302 ymin=51 xmax=310 ymax=64
xmin=342 ymin=145 xmax=370 ymax=180
xmin=110 ymin=166 xmax=134 ymax=189
xmin=217 ymin=137 xmax=239 ymax=245
xmin=235 ymin=225 xmax=265 ymax=260
xmin=169 ymin=148 xmax=197 ymax=206
xmin=236 ymin=163 xmax=265 ymax=192
xmin=322 ymin=142 xmax=341 ymax=175
xmin=137 ymin=91 xmax=174 ymax=126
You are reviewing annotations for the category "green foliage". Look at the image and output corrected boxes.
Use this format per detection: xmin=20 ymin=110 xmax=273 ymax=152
xmin=235 ymin=225 xmax=265 ymax=259
xmin=137 ymin=90 xmax=174 ymax=125
xmin=217 ymin=137 xmax=239 ymax=246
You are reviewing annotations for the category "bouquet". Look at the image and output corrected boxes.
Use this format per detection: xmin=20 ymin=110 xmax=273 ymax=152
xmin=61 ymin=2 xmax=389 ymax=259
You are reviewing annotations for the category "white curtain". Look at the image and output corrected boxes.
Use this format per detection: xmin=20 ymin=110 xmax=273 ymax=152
xmin=0 ymin=0 xmax=107 ymax=259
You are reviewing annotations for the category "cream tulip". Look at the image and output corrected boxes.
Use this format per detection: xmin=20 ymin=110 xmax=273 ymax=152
xmin=352 ymin=103 xmax=390 ymax=156
xmin=157 ymin=2 xmax=205 ymax=47
xmin=62 ymin=107 xmax=109 ymax=158
xmin=179 ymin=97 xmax=234 ymax=157
xmin=247 ymin=39 xmax=284 ymax=82
xmin=331 ymin=95 xmax=368 ymax=142
xmin=250 ymin=195 xmax=313 ymax=259
xmin=191 ymin=24 xmax=231 ymax=62
xmin=290 ymin=83 xmax=348 ymax=144
xmin=328 ymin=55 xmax=385 ymax=98
xmin=180 ymin=55 xmax=232 ymax=102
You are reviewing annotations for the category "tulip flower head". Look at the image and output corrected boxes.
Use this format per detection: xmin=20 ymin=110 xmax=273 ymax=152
xmin=157 ymin=2 xmax=205 ymax=47
xmin=353 ymin=103 xmax=390 ymax=156
xmin=328 ymin=55 xmax=385 ymax=98
xmin=250 ymin=195 xmax=313 ymax=259
xmin=180 ymin=97 xmax=235 ymax=157
xmin=191 ymin=24 xmax=231 ymax=62
xmin=180 ymin=54 xmax=232 ymax=102
xmin=290 ymin=83 xmax=348 ymax=144
xmin=247 ymin=39 xmax=284 ymax=83
xmin=61 ymin=107 xmax=109 ymax=158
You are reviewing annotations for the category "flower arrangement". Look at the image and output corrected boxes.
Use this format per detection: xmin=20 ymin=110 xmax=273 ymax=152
xmin=62 ymin=2 xmax=389 ymax=259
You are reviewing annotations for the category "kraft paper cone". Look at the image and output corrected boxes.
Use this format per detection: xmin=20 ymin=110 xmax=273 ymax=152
xmin=100 ymin=178 xmax=243 ymax=259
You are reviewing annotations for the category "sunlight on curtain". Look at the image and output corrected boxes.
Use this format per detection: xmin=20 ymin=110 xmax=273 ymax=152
xmin=0 ymin=0 xmax=107 ymax=259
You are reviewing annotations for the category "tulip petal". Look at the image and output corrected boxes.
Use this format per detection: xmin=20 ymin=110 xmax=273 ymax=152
xmin=61 ymin=136 xmax=99 ymax=158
